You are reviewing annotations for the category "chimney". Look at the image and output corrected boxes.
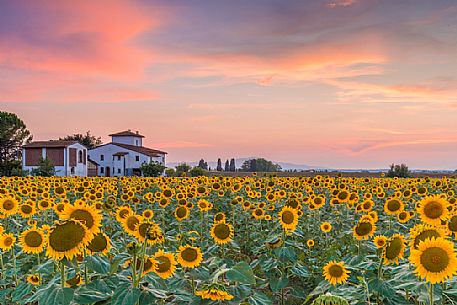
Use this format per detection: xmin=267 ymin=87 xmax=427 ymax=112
xmin=136 ymin=131 xmax=139 ymax=134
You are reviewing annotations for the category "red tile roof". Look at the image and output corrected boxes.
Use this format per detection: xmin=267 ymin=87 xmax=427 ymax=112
xmin=109 ymin=130 xmax=144 ymax=138
xmin=23 ymin=140 xmax=79 ymax=148
xmin=112 ymin=142 xmax=167 ymax=156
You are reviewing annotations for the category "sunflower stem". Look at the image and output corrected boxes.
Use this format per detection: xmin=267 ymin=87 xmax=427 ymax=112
xmin=60 ymin=261 xmax=66 ymax=288
xmin=0 ymin=253 xmax=4 ymax=288
xmin=83 ymin=248 xmax=89 ymax=285
xmin=377 ymin=248 xmax=384 ymax=280
xmin=12 ymin=248 xmax=17 ymax=287
xmin=134 ymin=236 xmax=148 ymax=288
xmin=429 ymin=283 xmax=433 ymax=305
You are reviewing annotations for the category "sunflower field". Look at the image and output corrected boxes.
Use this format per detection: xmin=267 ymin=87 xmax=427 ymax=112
xmin=1 ymin=175 xmax=457 ymax=305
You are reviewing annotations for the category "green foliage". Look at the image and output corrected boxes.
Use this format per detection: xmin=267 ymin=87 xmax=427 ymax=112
xmin=311 ymin=293 xmax=350 ymax=305
xmin=165 ymin=168 xmax=176 ymax=177
xmin=240 ymin=158 xmax=282 ymax=172
xmin=140 ymin=161 xmax=165 ymax=177
xmin=175 ymin=163 xmax=191 ymax=176
xmin=386 ymin=163 xmax=411 ymax=178
xmin=197 ymin=159 xmax=208 ymax=170
xmin=0 ymin=111 xmax=32 ymax=176
xmin=59 ymin=131 xmax=102 ymax=149
xmin=31 ymin=157 xmax=55 ymax=176
xmin=189 ymin=166 xmax=207 ymax=177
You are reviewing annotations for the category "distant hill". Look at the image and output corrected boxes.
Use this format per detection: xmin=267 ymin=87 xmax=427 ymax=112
xmin=166 ymin=157 xmax=327 ymax=171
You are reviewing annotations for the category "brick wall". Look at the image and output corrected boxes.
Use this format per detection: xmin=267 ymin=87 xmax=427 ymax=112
xmin=25 ymin=148 xmax=43 ymax=166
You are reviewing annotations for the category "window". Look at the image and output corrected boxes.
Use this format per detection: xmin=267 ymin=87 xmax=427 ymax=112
xmin=135 ymin=140 xmax=139 ymax=146
xmin=100 ymin=167 xmax=104 ymax=174
xmin=135 ymin=156 xmax=140 ymax=162
xmin=78 ymin=151 xmax=83 ymax=163
xmin=71 ymin=167 xmax=75 ymax=175
xmin=100 ymin=155 xmax=104 ymax=161
xmin=117 ymin=156 xmax=121 ymax=161
xmin=118 ymin=168 xmax=121 ymax=174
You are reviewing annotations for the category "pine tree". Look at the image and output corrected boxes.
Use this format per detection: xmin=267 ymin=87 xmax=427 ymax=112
xmin=229 ymin=158 xmax=236 ymax=171
xmin=216 ymin=158 xmax=223 ymax=171
xmin=224 ymin=160 xmax=229 ymax=171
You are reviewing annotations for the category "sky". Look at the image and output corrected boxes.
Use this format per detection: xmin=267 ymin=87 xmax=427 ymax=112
xmin=1 ymin=0 xmax=457 ymax=169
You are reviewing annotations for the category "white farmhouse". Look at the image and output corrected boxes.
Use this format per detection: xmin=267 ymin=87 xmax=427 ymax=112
xmin=88 ymin=130 xmax=167 ymax=177
xmin=22 ymin=141 xmax=88 ymax=176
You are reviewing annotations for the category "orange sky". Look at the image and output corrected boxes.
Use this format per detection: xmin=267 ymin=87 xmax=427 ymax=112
xmin=1 ymin=0 xmax=457 ymax=169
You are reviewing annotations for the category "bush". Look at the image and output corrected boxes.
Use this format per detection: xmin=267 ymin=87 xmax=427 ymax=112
xmin=386 ymin=163 xmax=411 ymax=178
xmin=190 ymin=166 xmax=207 ymax=177
xmin=140 ymin=161 xmax=165 ymax=177
xmin=165 ymin=168 xmax=176 ymax=177
xmin=31 ymin=157 xmax=55 ymax=177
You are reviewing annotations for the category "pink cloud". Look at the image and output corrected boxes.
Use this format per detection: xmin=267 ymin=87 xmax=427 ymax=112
xmin=327 ymin=0 xmax=358 ymax=8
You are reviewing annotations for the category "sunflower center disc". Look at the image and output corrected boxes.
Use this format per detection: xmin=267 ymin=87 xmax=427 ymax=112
xmin=182 ymin=248 xmax=198 ymax=262
xmin=385 ymin=237 xmax=402 ymax=260
xmin=21 ymin=205 xmax=32 ymax=214
xmin=71 ymin=209 xmax=95 ymax=229
xmin=3 ymin=200 xmax=14 ymax=210
xmin=414 ymin=230 xmax=440 ymax=249
xmin=281 ymin=211 xmax=294 ymax=224
xmin=25 ymin=231 xmax=43 ymax=247
xmin=355 ymin=222 xmax=372 ymax=236
xmin=424 ymin=201 xmax=443 ymax=219
xmin=329 ymin=265 xmax=343 ymax=277
xmin=49 ymin=222 xmax=85 ymax=252
xmin=420 ymin=247 xmax=449 ymax=273
xmin=88 ymin=233 xmax=107 ymax=252
xmin=214 ymin=224 xmax=230 ymax=239
xmin=156 ymin=256 xmax=171 ymax=273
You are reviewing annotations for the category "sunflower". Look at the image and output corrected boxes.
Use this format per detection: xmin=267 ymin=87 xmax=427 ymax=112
xmin=278 ymin=206 xmax=299 ymax=231
xmin=0 ymin=233 xmax=16 ymax=251
xmin=27 ymin=274 xmax=41 ymax=285
xmin=86 ymin=232 xmax=111 ymax=255
xmin=210 ymin=221 xmax=234 ymax=245
xmin=373 ymin=235 xmax=387 ymax=248
xmin=19 ymin=227 xmax=46 ymax=254
xmin=153 ymin=249 xmax=177 ymax=279
xmin=214 ymin=212 xmax=226 ymax=223
xmin=66 ymin=273 xmax=84 ymax=287
xmin=417 ymin=195 xmax=449 ymax=226
xmin=195 ymin=288 xmax=234 ymax=301
xmin=323 ymin=261 xmax=350 ymax=285
xmin=142 ymin=209 xmax=154 ymax=220
xmin=410 ymin=237 xmax=457 ymax=284
xmin=60 ymin=202 xmax=102 ymax=235
xmin=265 ymin=237 xmax=284 ymax=250
xmin=447 ymin=214 xmax=457 ymax=236
xmin=250 ymin=207 xmax=263 ymax=219
xmin=0 ymin=197 xmax=18 ymax=216
xmin=176 ymin=245 xmax=203 ymax=268
xmin=409 ymin=224 xmax=448 ymax=250
xmin=121 ymin=214 xmax=142 ymax=237
xmin=18 ymin=202 xmax=36 ymax=218
xmin=197 ymin=199 xmax=212 ymax=212
xmin=307 ymin=239 xmax=315 ymax=248
xmin=384 ymin=198 xmax=404 ymax=215
xmin=175 ymin=206 xmax=189 ymax=221
xmin=320 ymin=222 xmax=332 ymax=233
xmin=116 ymin=205 xmax=133 ymax=222
xmin=46 ymin=220 xmax=93 ymax=260
xmin=384 ymin=234 xmax=405 ymax=265
xmin=353 ymin=220 xmax=376 ymax=241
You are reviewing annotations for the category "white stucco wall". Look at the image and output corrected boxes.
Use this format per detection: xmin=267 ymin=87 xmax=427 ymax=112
xmin=22 ymin=143 xmax=87 ymax=177
xmin=89 ymin=143 xmax=165 ymax=177
xmin=111 ymin=136 xmax=143 ymax=146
